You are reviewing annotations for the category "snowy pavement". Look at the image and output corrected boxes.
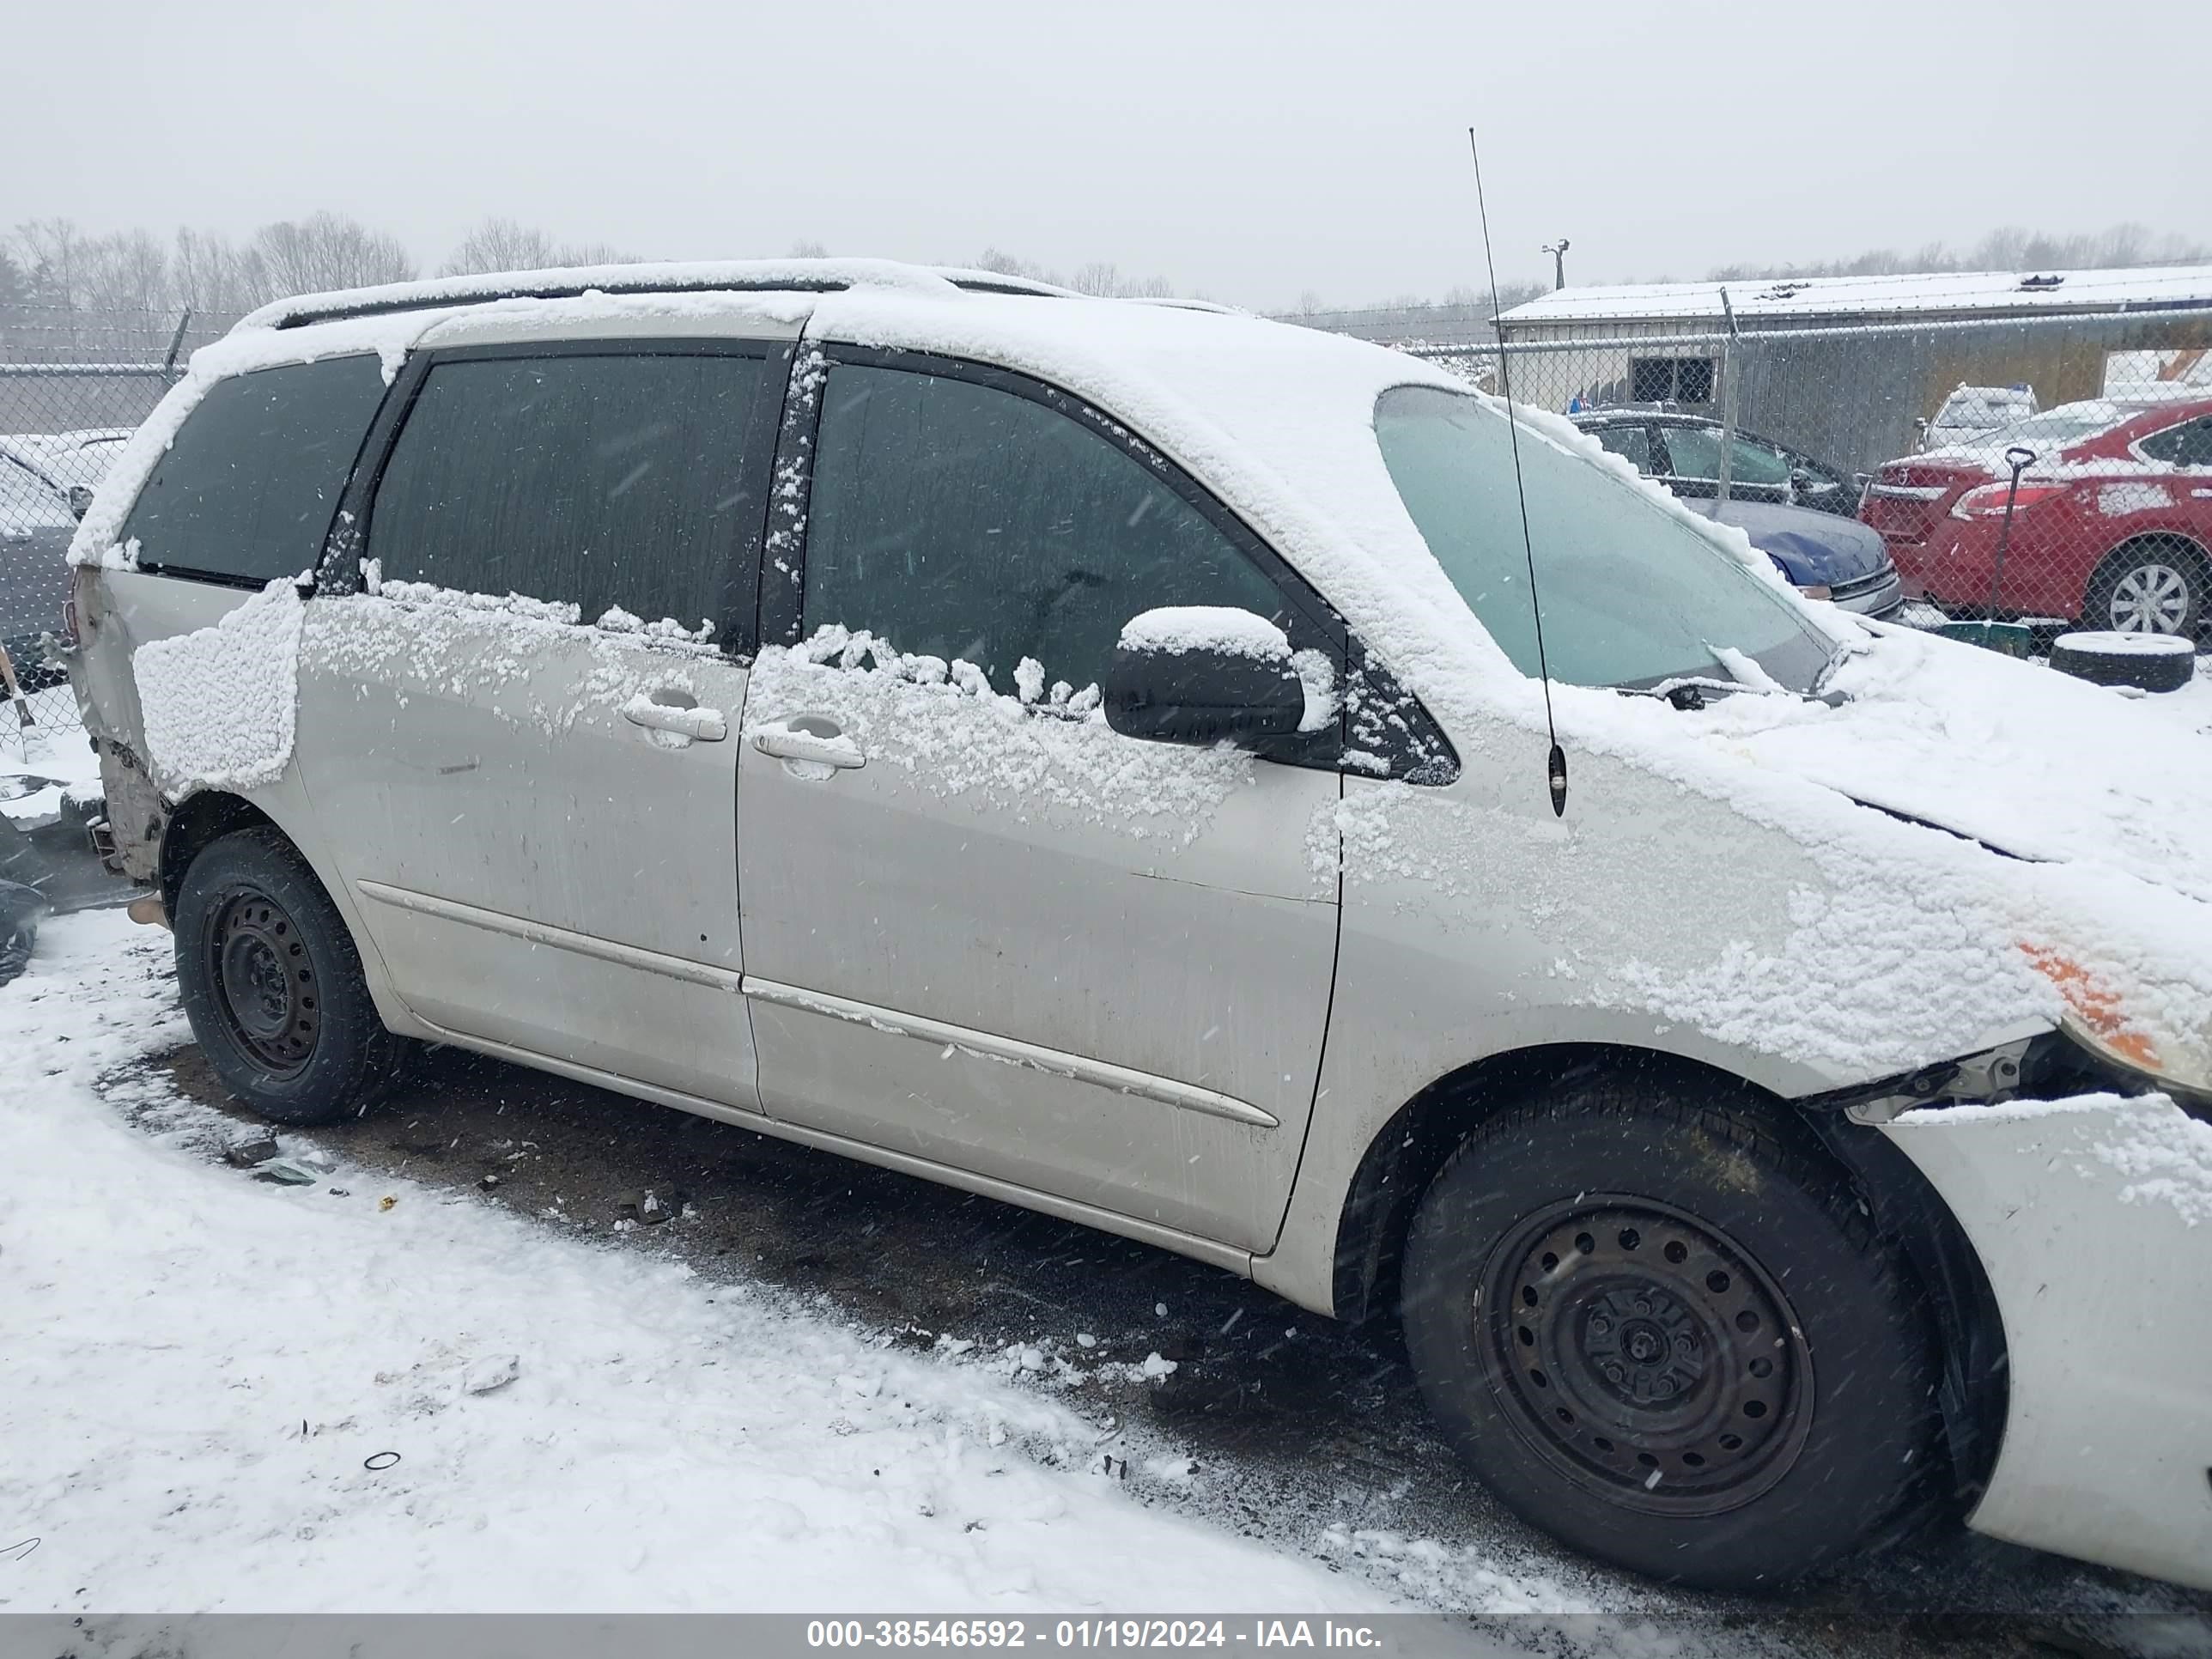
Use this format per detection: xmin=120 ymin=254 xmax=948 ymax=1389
xmin=4 ymin=901 xmax=2209 ymax=1651
xmin=0 ymin=911 xmax=1410 ymax=1619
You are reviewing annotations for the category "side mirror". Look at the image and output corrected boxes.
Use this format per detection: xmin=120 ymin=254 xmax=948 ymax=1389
xmin=66 ymin=486 xmax=94 ymax=521
xmin=1104 ymin=606 xmax=1310 ymax=748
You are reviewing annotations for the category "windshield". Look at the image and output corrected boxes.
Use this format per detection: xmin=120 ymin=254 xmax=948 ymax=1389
xmin=1375 ymin=386 xmax=1836 ymax=694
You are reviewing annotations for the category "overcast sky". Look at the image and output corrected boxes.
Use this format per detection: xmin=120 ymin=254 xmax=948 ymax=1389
xmin=10 ymin=0 xmax=2205 ymax=311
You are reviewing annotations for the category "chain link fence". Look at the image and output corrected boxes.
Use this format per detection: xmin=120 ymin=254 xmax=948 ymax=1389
xmin=1377 ymin=301 xmax=2212 ymax=647
xmin=0 ymin=306 xmax=240 ymax=757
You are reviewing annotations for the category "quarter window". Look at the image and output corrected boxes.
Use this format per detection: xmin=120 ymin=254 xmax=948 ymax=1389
xmin=800 ymin=364 xmax=1286 ymax=695
xmin=368 ymin=351 xmax=766 ymax=629
xmin=121 ymin=356 xmax=388 ymax=583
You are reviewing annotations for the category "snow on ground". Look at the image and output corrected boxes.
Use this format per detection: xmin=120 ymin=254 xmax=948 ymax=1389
xmin=0 ymin=909 xmax=1422 ymax=1619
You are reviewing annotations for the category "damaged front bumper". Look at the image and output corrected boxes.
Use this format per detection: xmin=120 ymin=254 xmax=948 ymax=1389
xmin=1867 ymin=1043 xmax=2212 ymax=1590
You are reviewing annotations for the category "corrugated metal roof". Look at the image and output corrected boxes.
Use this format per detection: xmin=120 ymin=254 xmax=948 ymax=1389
xmin=1497 ymin=264 xmax=2212 ymax=327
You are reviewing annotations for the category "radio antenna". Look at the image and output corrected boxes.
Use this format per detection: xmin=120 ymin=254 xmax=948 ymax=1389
xmin=1468 ymin=125 xmax=1567 ymax=817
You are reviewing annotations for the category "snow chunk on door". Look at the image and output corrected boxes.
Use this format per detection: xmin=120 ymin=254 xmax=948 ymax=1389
xmin=132 ymin=578 xmax=305 ymax=795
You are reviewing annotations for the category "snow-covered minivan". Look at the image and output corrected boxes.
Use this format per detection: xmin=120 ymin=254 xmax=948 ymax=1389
xmin=65 ymin=262 xmax=2212 ymax=1595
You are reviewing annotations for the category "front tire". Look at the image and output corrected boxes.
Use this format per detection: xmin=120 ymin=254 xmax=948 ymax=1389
xmin=1401 ymin=1080 xmax=1942 ymax=1591
xmin=173 ymin=826 xmax=403 ymax=1125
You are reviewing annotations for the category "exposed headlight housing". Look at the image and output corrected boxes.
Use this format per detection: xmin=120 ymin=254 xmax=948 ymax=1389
xmin=2022 ymin=945 xmax=2212 ymax=1111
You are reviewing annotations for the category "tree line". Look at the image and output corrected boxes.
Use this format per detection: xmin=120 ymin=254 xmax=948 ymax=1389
xmin=3 ymin=211 xmax=2204 ymax=321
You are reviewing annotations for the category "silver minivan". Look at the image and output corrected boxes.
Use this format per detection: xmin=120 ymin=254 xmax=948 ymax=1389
xmin=65 ymin=261 xmax=2212 ymax=1595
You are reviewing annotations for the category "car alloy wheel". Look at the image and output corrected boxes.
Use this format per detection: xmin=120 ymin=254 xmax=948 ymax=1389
xmin=1480 ymin=1195 xmax=1814 ymax=1516
xmin=2106 ymin=561 xmax=2192 ymax=634
xmin=209 ymin=889 xmax=322 ymax=1078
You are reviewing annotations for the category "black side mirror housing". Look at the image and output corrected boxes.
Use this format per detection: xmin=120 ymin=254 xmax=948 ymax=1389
xmin=1103 ymin=607 xmax=1310 ymax=748
xmin=66 ymin=485 xmax=94 ymax=521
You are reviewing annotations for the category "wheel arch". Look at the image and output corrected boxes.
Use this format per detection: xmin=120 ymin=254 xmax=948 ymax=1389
xmin=2087 ymin=529 xmax=2212 ymax=616
xmin=158 ymin=791 xmax=284 ymax=916
xmin=1328 ymin=1040 xmax=2008 ymax=1511
xmin=155 ymin=790 xmax=406 ymax=1033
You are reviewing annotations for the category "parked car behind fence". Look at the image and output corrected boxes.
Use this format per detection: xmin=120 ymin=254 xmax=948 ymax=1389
xmin=1863 ymin=394 xmax=2212 ymax=639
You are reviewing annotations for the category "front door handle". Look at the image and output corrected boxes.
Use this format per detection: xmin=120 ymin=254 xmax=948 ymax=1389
xmin=750 ymin=719 xmax=865 ymax=770
xmin=622 ymin=692 xmax=727 ymax=741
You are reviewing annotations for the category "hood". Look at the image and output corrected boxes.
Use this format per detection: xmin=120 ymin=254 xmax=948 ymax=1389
xmin=1692 ymin=498 xmax=1889 ymax=584
xmin=1646 ymin=627 xmax=2212 ymax=1094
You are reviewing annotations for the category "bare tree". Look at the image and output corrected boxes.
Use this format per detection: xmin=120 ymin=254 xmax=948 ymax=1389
xmin=440 ymin=217 xmax=561 ymax=276
xmin=172 ymin=228 xmax=269 ymax=313
xmin=254 ymin=213 xmax=416 ymax=297
xmin=441 ymin=216 xmax=641 ymax=276
xmin=788 ymin=239 xmax=829 ymax=260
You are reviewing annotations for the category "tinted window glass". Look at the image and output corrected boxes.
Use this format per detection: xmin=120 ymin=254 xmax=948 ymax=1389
xmin=2140 ymin=416 xmax=2212 ymax=467
xmin=1591 ymin=424 xmax=1653 ymax=473
xmin=802 ymin=365 xmax=1285 ymax=694
xmin=123 ymin=356 xmax=387 ymax=582
xmin=369 ymin=352 xmax=764 ymax=630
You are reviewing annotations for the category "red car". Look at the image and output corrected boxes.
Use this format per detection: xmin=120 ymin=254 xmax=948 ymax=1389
xmin=1861 ymin=397 xmax=2212 ymax=636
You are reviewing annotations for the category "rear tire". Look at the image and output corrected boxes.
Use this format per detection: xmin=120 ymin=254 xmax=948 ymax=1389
xmin=1400 ymin=1079 xmax=1942 ymax=1591
xmin=2083 ymin=539 xmax=2206 ymax=639
xmin=173 ymin=826 xmax=403 ymax=1125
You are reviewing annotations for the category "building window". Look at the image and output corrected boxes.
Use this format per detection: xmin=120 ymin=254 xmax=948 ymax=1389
xmin=1629 ymin=356 xmax=1716 ymax=405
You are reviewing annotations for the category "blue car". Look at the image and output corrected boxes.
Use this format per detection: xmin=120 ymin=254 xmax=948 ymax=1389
xmin=1571 ymin=411 xmax=1905 ymax=618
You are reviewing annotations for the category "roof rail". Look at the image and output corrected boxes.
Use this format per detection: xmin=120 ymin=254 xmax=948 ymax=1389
xmin=234 ymin=258 xmax=970 ymax=333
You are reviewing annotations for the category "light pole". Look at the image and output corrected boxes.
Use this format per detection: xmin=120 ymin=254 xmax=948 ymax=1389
xmin=1541 ymin=239 xmax=1571 ymax=289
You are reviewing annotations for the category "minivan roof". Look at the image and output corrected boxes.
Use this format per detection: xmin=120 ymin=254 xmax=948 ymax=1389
xmin=234 ymin=258 xmax=1236 ymax=332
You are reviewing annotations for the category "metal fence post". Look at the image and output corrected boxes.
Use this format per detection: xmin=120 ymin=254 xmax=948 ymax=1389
xmin=1714 ymin=286 xmax=1739 ymax=510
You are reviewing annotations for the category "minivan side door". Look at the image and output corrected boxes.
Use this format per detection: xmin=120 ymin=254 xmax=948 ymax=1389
xmin=734 ymin=349 xmax=1346 ymax=1252
xmin=294 ymin=339 xmax=787 ymax=1109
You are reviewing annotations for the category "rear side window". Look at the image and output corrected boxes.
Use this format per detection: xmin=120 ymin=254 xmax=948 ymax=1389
xmin=123 ymin=356 xmax=387 ymax=584
xmin=368 ymin=351 xmax=765 ymax=631
xmin=2139 ymin=415 xmax=2212 ymax=467
xmin=801 ymin=364 xmax=1285 ymax=695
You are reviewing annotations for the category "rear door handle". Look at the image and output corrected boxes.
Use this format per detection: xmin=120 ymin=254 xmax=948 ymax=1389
xmin=750 ymin=720 xmax=865 ymax=770
xmin=622 ymin=693 xmax=727 ymax=741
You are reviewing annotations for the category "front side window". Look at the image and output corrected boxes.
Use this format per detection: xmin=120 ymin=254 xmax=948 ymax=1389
xmin=801 ymin=364 xmax=1286 ymax=695
xmin=1375 ymin=386 xmax=1835 ymax=693
xmin=2139 ymin=415 xmax=2212 ymax=467
xmin=122 ymin=356 xmax=388 ymax=583
xmin=1656 ymin=427 xmax=1794 ymax=489
xmin=369 ymin=351 xmax=765 ymax=629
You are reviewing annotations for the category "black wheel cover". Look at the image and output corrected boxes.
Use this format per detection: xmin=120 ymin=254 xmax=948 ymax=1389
xmin=206 ymin=888 xmax=322 ymax=1078
xmin=1481 ymin=1195 xmax=1814 ymax=1517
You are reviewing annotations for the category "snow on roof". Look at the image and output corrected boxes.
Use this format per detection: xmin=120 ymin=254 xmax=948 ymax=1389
xmin=233 ymin=258 xmax=969 ymax=331
xmin=1498 ymin=264 xmax=2212 ymax=328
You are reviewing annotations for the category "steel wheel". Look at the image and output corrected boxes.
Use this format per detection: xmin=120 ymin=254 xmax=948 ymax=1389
xmin=208 ymin=889 xmax=321 ymax=1078
xmin=2105 ymin=561 xmax=2192 ymax=634
xmin=1480 ymin=1195 xmax=1814 ymax=1518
